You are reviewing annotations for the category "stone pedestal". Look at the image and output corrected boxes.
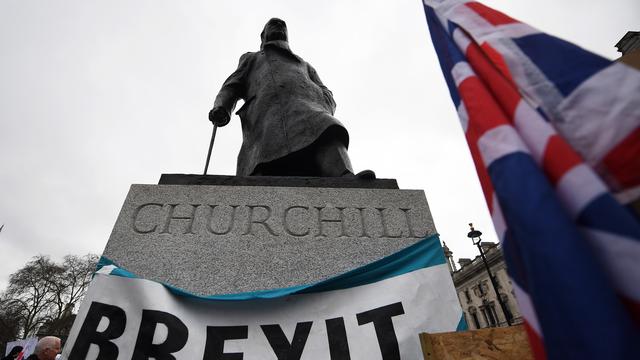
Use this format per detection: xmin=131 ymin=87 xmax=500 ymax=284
xmin=102 ymin=175 xmax=437 ymax=295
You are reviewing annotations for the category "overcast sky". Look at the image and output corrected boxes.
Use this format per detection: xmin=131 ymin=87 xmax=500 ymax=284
xmin=0 ymin=0 xmax=637 ymax=290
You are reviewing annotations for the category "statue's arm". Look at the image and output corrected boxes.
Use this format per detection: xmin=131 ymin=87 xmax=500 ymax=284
xmin=307 ymin=63 xmax=336 ymax=115
xmin=210 ymin=52 xmax=253 ymax=126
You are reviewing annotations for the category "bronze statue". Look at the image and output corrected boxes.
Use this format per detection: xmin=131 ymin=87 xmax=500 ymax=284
xmin=209 ymin=18 xmax=374 ymax=179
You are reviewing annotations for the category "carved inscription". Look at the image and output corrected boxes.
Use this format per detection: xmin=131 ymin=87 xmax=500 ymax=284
xmin=132 ymin=203 xmax=429 ymax=239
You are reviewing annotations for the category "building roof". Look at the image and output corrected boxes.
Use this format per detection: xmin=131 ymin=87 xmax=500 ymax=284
xmin=452 ymin=242 xmax=502 ymax=285
xmin=615 ymin=31 xmax=640 ymax=55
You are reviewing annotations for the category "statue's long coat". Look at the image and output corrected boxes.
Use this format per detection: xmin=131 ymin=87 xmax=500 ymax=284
xmin=213 ymin=40 xmax=349 ymax=176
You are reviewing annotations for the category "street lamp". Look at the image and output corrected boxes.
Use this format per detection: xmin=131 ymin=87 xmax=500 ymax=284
xmin=467 ymin=223 xmax=513 ymax=326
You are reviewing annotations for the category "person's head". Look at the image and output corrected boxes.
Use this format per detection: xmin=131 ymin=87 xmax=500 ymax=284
xmin=261 ymin=18 xmax=288 ymax=44
xmin=33 ymin=337 xmax=61 ymax=360
xmin=7 ymin=346 xmax=23 ymax=358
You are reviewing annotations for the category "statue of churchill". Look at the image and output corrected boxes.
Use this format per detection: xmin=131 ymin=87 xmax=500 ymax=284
xmin=209 ymin=18 xmax=374 ymax=179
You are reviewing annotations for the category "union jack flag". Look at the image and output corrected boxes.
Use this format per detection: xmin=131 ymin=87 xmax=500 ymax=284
xmin=422 ymin=0 xmax=640 ymax=358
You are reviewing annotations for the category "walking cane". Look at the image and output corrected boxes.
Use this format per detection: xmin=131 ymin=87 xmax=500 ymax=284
xmin=203 ymin=123 xmax=218 ymax=175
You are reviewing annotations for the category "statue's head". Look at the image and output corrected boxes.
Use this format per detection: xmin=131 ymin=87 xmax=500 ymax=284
xmin=261 ymin=18 xmax=288 ymax=45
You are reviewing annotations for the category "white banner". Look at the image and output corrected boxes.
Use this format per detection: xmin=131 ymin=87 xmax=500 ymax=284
xmin=61 ymin=264 xmax=462 ymax=359
xmin=5 ymin=337 xmax=37 ymax=358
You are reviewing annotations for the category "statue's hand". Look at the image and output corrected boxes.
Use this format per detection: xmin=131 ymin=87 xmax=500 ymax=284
xmin=208 ymin=107 xmax=230 ymax=127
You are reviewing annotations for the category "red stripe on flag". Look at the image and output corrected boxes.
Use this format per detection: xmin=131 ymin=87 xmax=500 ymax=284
xmin=523 ymin=320 xmax=548 ymax=360
xmin=599 ymin=126 xmax=640 ymax=190
xmin=466 ymin=2 xmax=519 ymax=26
xmin=456 ymin=71 xmax=513 ymax=212
xmin=462 ymin=106 xmax=495 ymax=212
xmin=458 ymin=77 xmax=511 ymax=134
xmin=469 ymin=132 xmax=496 ymax=212
xmin=466 ymin=42 xmax=520 ymax=118
xmin=542 ymin=135 xmax=583 ymax=185
xmin=480 ymin=42 xmax=516 ymax=87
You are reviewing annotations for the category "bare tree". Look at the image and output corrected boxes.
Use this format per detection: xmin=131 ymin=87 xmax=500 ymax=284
xmin=0 ymin=296 xmax=22 ymax=353
xmin=5 ymin=256 xmax=62 ymax=337
xmin=49 ymin=254 xmax=99 ymax=320
xmin=3 ymin=254 xmax=98 ymax=339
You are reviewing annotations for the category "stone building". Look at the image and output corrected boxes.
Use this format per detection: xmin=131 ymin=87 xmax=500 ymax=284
xmin=443 ymin=242 xmax=522 ymax=329
xmin=614 ymin=31 xmax=640 ymax=217
xmin=616 ymin=30 xmax=640 ymax=70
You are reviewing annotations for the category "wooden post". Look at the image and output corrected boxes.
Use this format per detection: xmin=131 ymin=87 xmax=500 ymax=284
xmin=419 ymin=324 xmax=533 ymax=359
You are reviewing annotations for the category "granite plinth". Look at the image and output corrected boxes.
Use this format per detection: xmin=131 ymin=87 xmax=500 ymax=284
xmin=159 ymin=174 xmax=399 ymax=189
xmin=102 ymin=183 xmax=436 ymax=295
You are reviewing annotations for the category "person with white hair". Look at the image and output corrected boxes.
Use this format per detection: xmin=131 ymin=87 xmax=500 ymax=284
xmin=25 ymin=337 xmax=60 ymax=360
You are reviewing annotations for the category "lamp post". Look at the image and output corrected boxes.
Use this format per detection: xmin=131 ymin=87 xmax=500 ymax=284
xmin=467 ymin=223 xmax=513 ymax=326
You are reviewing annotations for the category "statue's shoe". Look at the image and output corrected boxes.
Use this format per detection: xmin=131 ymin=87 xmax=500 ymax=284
xmin=355 ymin=170 xmax=376 ymax=180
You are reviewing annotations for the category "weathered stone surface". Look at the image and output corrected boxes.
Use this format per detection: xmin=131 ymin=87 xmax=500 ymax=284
xmin=102 ymin=184 xmax=436 ymax=295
